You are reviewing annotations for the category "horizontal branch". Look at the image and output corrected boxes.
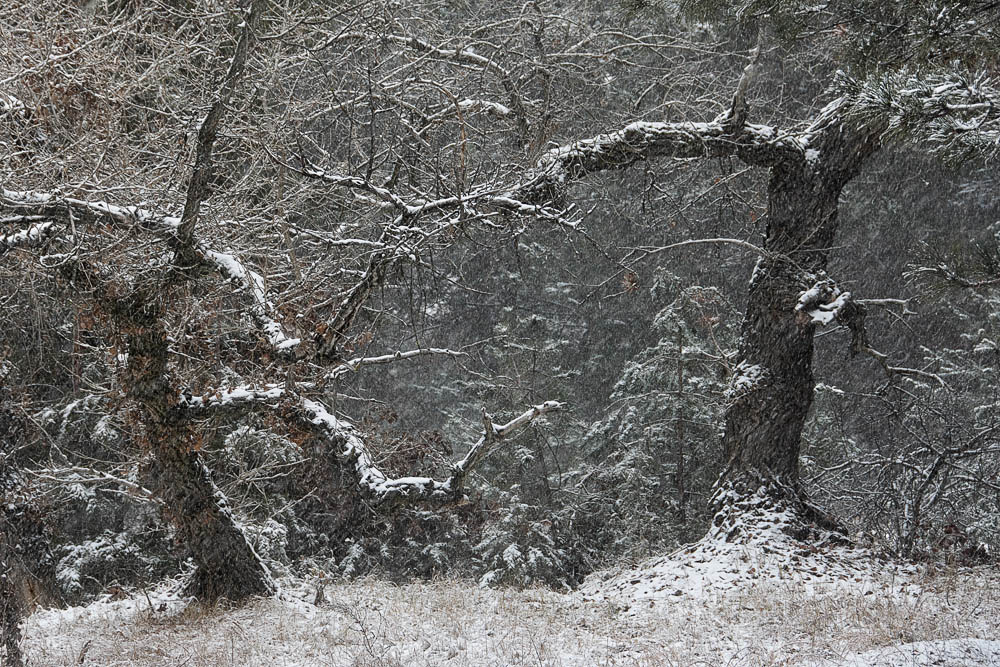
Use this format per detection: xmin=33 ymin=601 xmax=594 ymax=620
xmin=513 ymin=119 xmax=806 ymax=203
xmin=633 ymin=237 xmax=768 ymax=259
xmin=909 ymin=263 xmax=1000 ymax=290
xmin=27 ymin=466 xmax=162 ymax=506
xmin=0 ymin=220 xmax=54 ymax=255
xmin=177 ymin=385 xmax=284 ymax=411
xmin=292 ymin=159 xmax=570 ymax=224
xmin=1 ymin=188 xmax=180 ymax=232
xmin=324 ymin=347 xmax=466 ymax=380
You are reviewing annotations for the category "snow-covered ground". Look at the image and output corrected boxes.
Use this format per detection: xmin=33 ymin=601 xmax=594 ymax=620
xmin=23 ymin=526 xmax=1000 ymax=666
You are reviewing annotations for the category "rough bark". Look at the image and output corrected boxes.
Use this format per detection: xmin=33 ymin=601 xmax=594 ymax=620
xmin=114 ymin=290 xmax=274 ymax=601
xmin=714 ymin=114 xmax=884 ymax=538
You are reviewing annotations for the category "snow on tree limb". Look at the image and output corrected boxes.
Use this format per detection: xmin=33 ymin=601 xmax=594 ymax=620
xmin=177 ymin=385 xmax=285 ymax=411
xmin=0 ymin=220 xmax=54 ymax=255
xmin=291 ymin=159 xmax=570 ymax=224
xmin=176 ymin=384 xmax=562 ymax=507
xmin=798 ymin=277 xmax=949 ymax=388
xmin=1 ymin=188 xmax=181 ymax=231
xmin=303 ymin=398 xmax=563 ymax=506
xmin=796 ymin=279 xmax=851 ymax=326
xmin=514 ymin=120 xmax=806 ymax=203
xmin=323 ymin=348 xmax=467 ymax=380
xmin=0 ymin=92 xmax=26 ymax=118
xmin=838 ymin=69 xmax=1000 ymax=160
xmin=448 ymin=401 xmax=564 ymax=489
xmin=204 ymin=250 xmax=300 ymax=351
xmin=0 ymin=189 xmax=299 ymax=353
xmin=27 ymin=466 xmax=163 ymax=507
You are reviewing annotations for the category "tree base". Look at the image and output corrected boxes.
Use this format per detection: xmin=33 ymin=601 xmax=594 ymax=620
xmin=181 ymin=559 xmax=276 ymax=603
xmin=1 ymin=567 xmax=24 ymax=667
xmin=709 ymin=472 xmax=849 ymax=547
xmin=578 ymin=475 xmax=898 ymax=605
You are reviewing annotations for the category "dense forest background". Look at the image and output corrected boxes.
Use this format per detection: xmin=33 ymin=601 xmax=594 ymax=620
xmin=2 ymin=1 xmax=999 ymax=644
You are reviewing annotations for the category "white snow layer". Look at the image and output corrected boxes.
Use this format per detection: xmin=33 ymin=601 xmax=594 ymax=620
xmin=22 ymin=519 xmax=1000 ymax=666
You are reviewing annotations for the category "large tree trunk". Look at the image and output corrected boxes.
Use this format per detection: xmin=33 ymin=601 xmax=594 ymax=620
xmin=117 ymin=291 xmax=274 ymax=601
xmin=714 ymin=121 xmax=882 ymax=541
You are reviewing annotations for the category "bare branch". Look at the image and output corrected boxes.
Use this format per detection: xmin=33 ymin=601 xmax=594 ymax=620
xmin=326 ymin=32 xmax=531 ymax=142
xmin=175 ymin=0 xmax=265 ymax=258
xmin=27 ymin=466 xmax=163 ymax=507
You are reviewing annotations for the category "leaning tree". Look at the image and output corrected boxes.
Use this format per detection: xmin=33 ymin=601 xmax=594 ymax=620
xmin=1 ymin=0 xmax=565 ymax=601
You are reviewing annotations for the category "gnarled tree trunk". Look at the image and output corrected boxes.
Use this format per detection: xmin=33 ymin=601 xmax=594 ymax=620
xmin=714 ymin=119 xmax=883 ymax=540
xmin=115 ymin=290 xmax=274 ymax=601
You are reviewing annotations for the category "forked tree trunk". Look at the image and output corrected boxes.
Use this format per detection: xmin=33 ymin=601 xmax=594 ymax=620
xmin=116 ymin=291 xmax=274 ymax=601
xmin=714 ymin=121 xmax=882 ymax=540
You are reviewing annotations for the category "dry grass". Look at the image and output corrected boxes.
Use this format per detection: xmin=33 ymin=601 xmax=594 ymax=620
xmin=22 ymin=562 xmax=1000 ymax=666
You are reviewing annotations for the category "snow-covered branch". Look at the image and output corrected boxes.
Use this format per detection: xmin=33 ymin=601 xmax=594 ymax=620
xmin=175 ymin=383 xmax=562 ymax=507
xmin=27 ymin=466 xmax=162 ymax=506
xmin=292 ymin=159 xmax=570 ymax=225
xmin=448 ymin=401 xmax=564 ymax=490
xmin=1 ymin=188 xmax=180 ymax=233
xmin=324 ymin=348 xmax=466 ymax=380
xmin=303 ymin=398 xmax=563 ymax=507
xmin=799 ymin=278 xmax=949 ymax=388
xmin=513 ymin=120 xmax=806 ymax=203
xmin=839 ymin=69 xmax=1000 ymax=160
xmin=0 ymin=220 xmax=54 ymax=255
xmin=634 ymin=237 xmax=769 ymax=261
xmin=0 ymin=188 xmax=299 ymax=353
xmin=796 ymin=279 xmax=851 ymax=327
xmin=177 ymin=385 xmax=285 ymax=411
xmin=0 ymin=92 xmax=26 ymax=118
xmin=204 ymin=250 xmax=300 ymax=351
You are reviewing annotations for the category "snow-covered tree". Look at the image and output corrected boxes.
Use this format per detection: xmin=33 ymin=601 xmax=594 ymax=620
xmin=4 ymin=0 xmax=1000 ymax=620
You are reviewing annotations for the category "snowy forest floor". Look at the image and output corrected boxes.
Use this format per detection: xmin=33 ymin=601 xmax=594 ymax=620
xmin=23 ymin=530 xmax=1000 ymax=667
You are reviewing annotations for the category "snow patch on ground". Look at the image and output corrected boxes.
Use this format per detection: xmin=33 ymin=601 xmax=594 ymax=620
xmin=835 ymin=639 xmax=1000 ymax=666
xmin=578 ymin=505 xmax=920 ymax=605
xmin=22 ymin=522 xmax=1000 ymax=666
